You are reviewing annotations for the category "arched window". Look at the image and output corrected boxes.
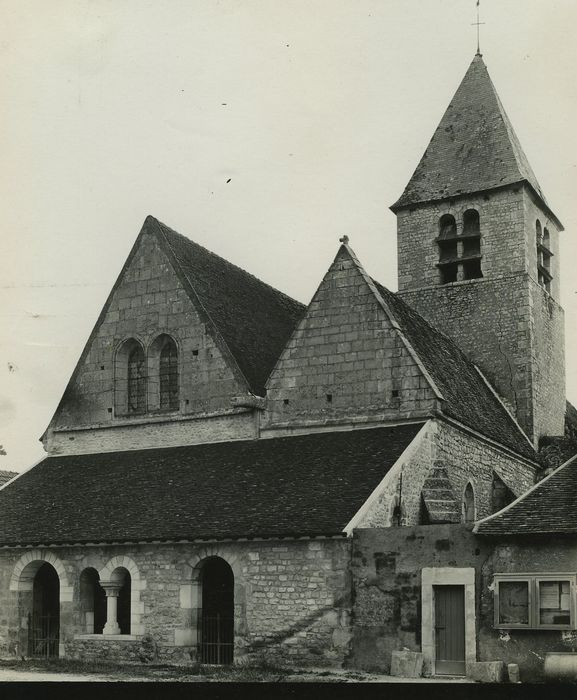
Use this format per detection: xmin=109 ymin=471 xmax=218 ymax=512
xmin=101 ymin=566 xmax=131 ymax=636
xmin=128 ymin=346 xmax=146 ymax=414
xmin=437 ymin=215 xmax=458 ymax=284
xmin=437 ymin=211 xmax=483 ymax=284
xmin=79 ymin=568 xmax=106 ymax=634
xmin=148 ymin=334 xmax=179 ymax=412
xmin=462 ymin=483 xmax=476 ymax=523
xmin=160 ymin=338 xmax=179 ymax=411
xmin=536 ymin=220 xmax=553 ymax=293
xmin=461 ymin=210 xmax=482 ymax=280
xmin=115 ymin=339 xmax=147 ymax=416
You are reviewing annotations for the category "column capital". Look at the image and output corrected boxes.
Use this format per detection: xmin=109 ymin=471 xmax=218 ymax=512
xmin=100 ymin=580 xmax=123 ymax=597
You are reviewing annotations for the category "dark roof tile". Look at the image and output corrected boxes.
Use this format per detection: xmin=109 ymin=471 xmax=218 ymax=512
xmin=156 ymin=219 xmax=306 ymax=396
xmin=0 ymin=424 xmax=423 ymax=545
xmin=371 ymin=279 xmax=536 ymax=461
xmin=475 ymin=454 xmax=577 ymax=536
xmin=392 ymin=54 xmax=560 ymax=227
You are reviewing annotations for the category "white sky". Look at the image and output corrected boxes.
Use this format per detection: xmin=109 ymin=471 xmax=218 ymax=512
xmin=1 ymin=0 xmax=576 ymax=472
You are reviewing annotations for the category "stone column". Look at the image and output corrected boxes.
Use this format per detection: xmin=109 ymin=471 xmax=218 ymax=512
xmin=101 ymin=581 xmax=122 ymax=635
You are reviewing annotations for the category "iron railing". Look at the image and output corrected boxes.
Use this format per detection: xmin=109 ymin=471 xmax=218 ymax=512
xmin=199 ymin=613 xmax=234 ymax=665
xmin=27 ymin=613 xmax=59 ymax=658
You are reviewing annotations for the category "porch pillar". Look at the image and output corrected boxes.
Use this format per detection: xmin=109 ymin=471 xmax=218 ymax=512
xmin=100 ymin=581 xmax=122 ymax=635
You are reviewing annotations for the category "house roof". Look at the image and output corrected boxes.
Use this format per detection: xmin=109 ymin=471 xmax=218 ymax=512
xmin=370 ymin=278 xmax=536 ymax=461
xmin=155 ymin=218 xmax=306 ymax=397
xmin=0 ymin=423 xmax=424 ymax=546
xmin=391 ymin=55 xmax=561 ymax=228
xmin=0 ymin=471 xmax=17 ymax=488
xmin=475 ymin=454 xmax=577 ymax=536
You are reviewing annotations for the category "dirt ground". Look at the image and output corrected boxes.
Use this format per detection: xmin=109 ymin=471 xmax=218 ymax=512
xmin=0 ymin=660 xmax=473 ymax=683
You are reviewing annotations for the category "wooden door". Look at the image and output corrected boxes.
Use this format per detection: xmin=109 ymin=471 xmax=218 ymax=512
xmin=434 ymin=585 xmax=466 ymax=676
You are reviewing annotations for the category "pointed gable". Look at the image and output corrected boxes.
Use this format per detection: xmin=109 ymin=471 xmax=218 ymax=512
xmin=392 ymin=54 xmax=560 ymax=226
xmin=264 ymin=243 xmax=439 ymax=427
xmin=46 ymin=216 xmax=304 ymax=435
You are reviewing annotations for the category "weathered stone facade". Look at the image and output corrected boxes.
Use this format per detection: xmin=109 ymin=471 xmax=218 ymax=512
xmin=263 ymin=247 xmax=437 ymax=434
xmin=43 ymin=225 xmax=255 ymax=455
xmin=350 ymin=525 xmax=577 ymax=682
xmin=396 ymin=184 xmax=565 ymax=445
xmin=353 ymin=419 xmax=535 ymax=529
xmin=0 ymin=539 xmax=352 ymax=666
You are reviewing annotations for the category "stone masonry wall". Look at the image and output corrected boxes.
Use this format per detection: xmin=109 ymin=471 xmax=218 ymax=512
xmin=349 ymin=525 xmax=488 ymax=673
xmin=395 ymin=185 xmax=566 ymax=444
xmin=46 ymin=227 xmax=253 ymax=454
xmin=396 ymin=187 xmax=527 ymax=291
xmin=354 ymin=419 xmax=536 ymax=529
xmin=48 ymin=410 xmax=256 ymax=456
xmin=0 ymin=539 xmax=352 ymax=668
xmin=263 ymin=246 xmax=437 ymax=431
xmin=478 ymin=538 xmax=577 ymax=682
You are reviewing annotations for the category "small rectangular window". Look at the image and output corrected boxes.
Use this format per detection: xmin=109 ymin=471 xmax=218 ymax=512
xmin=497 ymin=580 xmax=530 ymax=626
xmin=494 ymin=574 xmax=576 ymax=630
xmin=538 ymin=580 xmax=571 ymax=626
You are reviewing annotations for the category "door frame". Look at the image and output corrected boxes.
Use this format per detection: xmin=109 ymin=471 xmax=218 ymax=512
xmin=421 ymin=568 xmax=476 ymax=677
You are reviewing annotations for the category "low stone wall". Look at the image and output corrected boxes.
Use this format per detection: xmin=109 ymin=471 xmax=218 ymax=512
xmin=0 ymin=537 xmax=352 ymax=668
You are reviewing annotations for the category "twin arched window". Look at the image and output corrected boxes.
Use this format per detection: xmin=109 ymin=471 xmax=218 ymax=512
xmin=437 ymin=210 xmax=482 ymax=284
xmin=115 ymin=335 xmax=179 ymax=416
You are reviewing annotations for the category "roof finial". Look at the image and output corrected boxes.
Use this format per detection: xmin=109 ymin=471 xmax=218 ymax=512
xmin=471 ymin=0 xmax=485 ymax=56
xmin=339 ymin=235 xmax=349 ymax=245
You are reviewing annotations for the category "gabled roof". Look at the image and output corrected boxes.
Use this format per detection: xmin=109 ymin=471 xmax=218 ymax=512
xmin=391 ymin=54 xmax=562 ymax=228
xmin=0 ymin=471 xmax=17 ymax=488
xmin=154 ymin=218 xmax=306 ymax=396
xmin=46 ymin=217 xmax=305 ymax=431
xmin=475 ymin=454 xmax=577 ymax=536
xmin=370 ymin=278 xmax=535 ymax=461
xmin=0 ymin=424 xmax=423 ymax=546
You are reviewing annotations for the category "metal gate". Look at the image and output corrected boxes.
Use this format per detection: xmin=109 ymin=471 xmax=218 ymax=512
xmin=434 ymin=585 xmax=465 ymax=676
xmin=27 ymin=613 xmax=59 ymax=658
xmin=199 ymin=613 xmax=234 ymax=664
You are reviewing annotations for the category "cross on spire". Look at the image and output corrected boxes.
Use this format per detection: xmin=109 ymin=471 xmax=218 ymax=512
xmin=471 ymin=0 xmax=485 ymax=56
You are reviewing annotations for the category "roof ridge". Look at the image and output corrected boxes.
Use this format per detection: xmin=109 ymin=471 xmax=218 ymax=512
xmin=154 ymin=218 xmax=306 ymax=310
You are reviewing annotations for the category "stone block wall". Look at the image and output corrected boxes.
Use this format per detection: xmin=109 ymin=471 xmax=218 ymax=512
xmin=45 ymin=226 xmax=253 ymax=454
xmin=396 ymin=187 xmax=527 ymax=291
xmin=349 ymin=525 xmax=488 ymax=674
xmin=395 ymin=185 xmax=566 ymax=444
xmin=353 ymin=419 xmax=536 ymax=529
xmin=47 ymin=410 xmax=256 ymax=456
xmin=478 ymin=538 xmax=577 ymax=682
xmin=0 ymin=538 xmax=352 ymax=668
xmin=263 ymin=247 xmax=437 ymax=432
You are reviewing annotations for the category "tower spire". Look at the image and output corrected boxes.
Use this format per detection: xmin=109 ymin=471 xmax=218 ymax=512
xmin=472 ymin=0 xmax=485 ymax=56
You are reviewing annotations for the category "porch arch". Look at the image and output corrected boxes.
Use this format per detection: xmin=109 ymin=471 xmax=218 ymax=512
xmin=10 ymin=550 xmax=72 ymax=601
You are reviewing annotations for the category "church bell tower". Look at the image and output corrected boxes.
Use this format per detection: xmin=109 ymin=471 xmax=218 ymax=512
xmin=390 ymin=53 xmax=565 ymax=447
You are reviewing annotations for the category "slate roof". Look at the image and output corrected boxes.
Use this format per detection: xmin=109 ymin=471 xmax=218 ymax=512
xmin=0 ymin=423 xmax=423 ymax=546
xmin=391 ymin=54 xmax=561 ymax=227
xmin=0 ymin=471 xmax=17 ymax=488
xmin=475 ymin=454 xmax=577 ymax=536
xmin=154 ymin=218 xmax=306 ymax=396
xmin=371 ymin=279 xmax=536 ymax=461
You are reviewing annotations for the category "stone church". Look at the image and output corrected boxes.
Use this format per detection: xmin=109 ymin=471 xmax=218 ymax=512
xmin=0 ymin=52 xmax=572 ymax=672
